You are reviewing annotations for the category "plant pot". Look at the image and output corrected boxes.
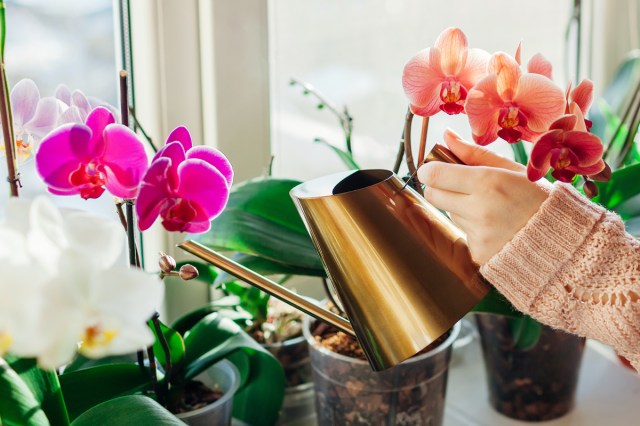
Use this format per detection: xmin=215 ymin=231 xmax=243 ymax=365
xmin=262 ymin=335 xmax=315 ymax=425
xmin=303 ymin=317 xmax=459 ymax=426
xmin=475 ymin=314 xmax=585 ymax=422
xmin=176 ymin=360 xmax=240 ymax=426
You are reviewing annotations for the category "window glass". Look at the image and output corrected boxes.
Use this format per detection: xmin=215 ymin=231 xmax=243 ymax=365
xmin=270 ymin=0 xmax=572 ymax=180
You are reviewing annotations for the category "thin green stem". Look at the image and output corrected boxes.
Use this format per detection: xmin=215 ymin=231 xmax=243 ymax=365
xmin=510 ymin=141 xmax=528 ymax=166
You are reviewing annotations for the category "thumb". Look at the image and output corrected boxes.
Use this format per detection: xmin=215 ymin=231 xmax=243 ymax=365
xmin=443 ymin=128 xmax=524 ymax=172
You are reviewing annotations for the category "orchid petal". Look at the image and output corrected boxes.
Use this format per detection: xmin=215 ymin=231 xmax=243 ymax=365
xmin=58 ymin=105 xmax=84 ymax=125
xmin=71 ymin=90 xmax=91 ymax=121
xmin=63 ymin=212 xmax=124 ymax=269
xmin=24 ymin=97 xmax=61 ymax=141
xmin=184 ymin=220 xmax=213 ymax=234
xmin=11 ymin=79 xmax=40 ymax=127
xmin=177 ymin=159 xmax=230 ymax=220
xmin=569 ymin=102 xmax=588 ymax=131
xmin=572 ymin=159 xmax=605 ymax=175
xmin=549 ymin=114 xmax=578 ymax=131
xmin=153 ymin=141 xmax=185 ymax=191
xmin=410 ymin=100 xmax=442 ymax=118
xmin=166 ymin=126 xmax=193 ymax=151
xmin=513 ymin=74 xmax=565 ymax=131
xmin=458 ymin=48 xmax=490 ymax=91
xmin=136 ymin=158 xmax=172 ymax=231
xmin=562 ymin=131 xmax=603 ymax=165
xmin=571 ymin=79 xmax=594 ymax=114
xmin=402 ymin=48 xmax=444 ymax=110
xmin=527 ymin=162 xmax=548 ymax=181
xmin=101 ymin=124 xmax=149 ymax=199
xmin=186 ymin=146 xmax=233 ymax=187
xmin=85 ymin=107 xmax=116 ymax=158
xmin=527 ymin=53 xmax=553 ymax=79
xmin=35 ymin=125 xmax=91 ymax=190
xmin=435 ymin=28 xmax=468 ymax=75
xmin=466 ymin=75 xmax=503 ymax=139
xmin=529 ymin=130 xmax=561 ymax=169
xmin=55 ymin=84 xmax=72 ymax=105
xmin=515 ymin=42 xmax=522 ymax=65
xmin=489 ymin=52 xmax=521 ymax=99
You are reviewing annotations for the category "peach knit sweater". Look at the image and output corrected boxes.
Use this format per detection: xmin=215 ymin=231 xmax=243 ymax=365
xmin=480 ymin=182 xmax=640 ymax=371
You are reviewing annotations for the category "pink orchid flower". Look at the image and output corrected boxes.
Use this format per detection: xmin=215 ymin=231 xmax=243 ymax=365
xmin=565 ymin=79 xmax=594 ymax=130
xmin=0 ymin=79 xmax=61 ymax=162
xmin=402 ymin=27 xmax=490 ymax=116
xmin=55 ymin=84 xmax=120 ymax=125
xmin=35 ymin=107 xmax=148 ymax=199
xmin=136 ymin=126 xmax=233 ymax=233
xmin=527 ymin=104 xmax=605 ymax=182
xmin=465 ymin=52 xmax=566 ymax=145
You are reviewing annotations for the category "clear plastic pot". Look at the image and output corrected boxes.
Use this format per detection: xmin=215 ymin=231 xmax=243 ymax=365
xmin=303 ymin=318 xmax=459 ymax=426
xmin=177 ymin=360 xmax=240 ymax=426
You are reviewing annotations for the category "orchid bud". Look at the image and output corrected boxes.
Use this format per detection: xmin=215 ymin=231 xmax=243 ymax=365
xmin=179 ymin=264 xmax=199 ymax=280
xmin=158 ymin=252 xmax=176 ymax=273
xmin=588 ymin=162 xmax=612 ymax=182
xmin=582 ymin=179 xmax=599 ymax=199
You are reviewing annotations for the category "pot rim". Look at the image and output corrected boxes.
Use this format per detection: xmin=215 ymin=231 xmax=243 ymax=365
xmin=302 ymin=317 xmax=460 ymax=366
xmin=176 ymin=359 xmax=240 ymax=419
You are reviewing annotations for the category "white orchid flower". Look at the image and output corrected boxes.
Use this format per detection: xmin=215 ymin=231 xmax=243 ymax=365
xmin=55 ymin=84 xmax=120 ymax=125
xmin=0 ymin=79 xmax=62 ymax=162
xmin=0 ymin=197 xmax=163 ymax=370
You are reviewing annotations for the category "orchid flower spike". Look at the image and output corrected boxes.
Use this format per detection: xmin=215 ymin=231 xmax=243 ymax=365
xmin=402 ymin=27 xmax=490 ymax=116
xmin=136 ymin=126 xmax=233 ymax=233
xmin=0 ymin=79 xmax=61 ymax=162
xmin=35 ymin=106 xmax=148 ymax=200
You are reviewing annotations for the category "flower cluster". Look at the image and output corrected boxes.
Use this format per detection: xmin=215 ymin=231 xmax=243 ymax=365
xmin=0 ymin=197 xmax=162 ymax=369
xmin=402 ymin=27 xmax=607 ymax=184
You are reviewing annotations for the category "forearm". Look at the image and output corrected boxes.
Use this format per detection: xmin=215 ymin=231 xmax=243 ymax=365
xmin=480 ymin=183 xmax=640 ymax=370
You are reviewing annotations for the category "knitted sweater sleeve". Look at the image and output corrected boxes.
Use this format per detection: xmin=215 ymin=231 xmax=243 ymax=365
xmin=480 ymin=182 xmax=640 ymax=371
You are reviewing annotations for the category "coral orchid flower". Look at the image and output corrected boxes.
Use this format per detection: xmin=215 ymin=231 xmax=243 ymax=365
xmin=136 ymin=126 xmax=233 ymax=233
xmin=527 ymin=104 xmax=605 ymax=183
xmin=466 ymin=52 xmax=566 ymax=145
xmin=566 ymin=79 xmax=594 ymax=130
xmin=402 ymin=27 xmax=490 ymax=116
xmin=35 ymin=107 xmax=148 ymax=199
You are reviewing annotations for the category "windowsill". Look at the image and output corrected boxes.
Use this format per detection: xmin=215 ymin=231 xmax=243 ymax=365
xmin=446 ymin=338 xmax=640 ymax=425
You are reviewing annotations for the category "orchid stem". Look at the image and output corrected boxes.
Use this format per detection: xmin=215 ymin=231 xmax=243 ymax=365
xmin=511 ymin=141 xmax=528 ymax=166
xmin=128 ymin=106 xmax=157 ymax=153
xmin=0 ymin=63 xmax=17 ymax=197
xmin=417 ymin=116 xmax=430 ymax=166
xmin=146 ymin=345 xmax=163 ymax=404
xmin=393 ymin=108 xmax=410 ymax=174
xmin=403 ymin=109 xmax=421 ymax=193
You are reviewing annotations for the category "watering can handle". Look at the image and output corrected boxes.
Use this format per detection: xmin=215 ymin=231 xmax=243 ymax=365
xmin=178 ymin=240 xmax=356 ymax=337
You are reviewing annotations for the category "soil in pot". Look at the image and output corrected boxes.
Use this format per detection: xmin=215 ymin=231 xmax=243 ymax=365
xmin=305 ymin=318 xmax=457 ymax=426
xmin=475 ymin=314 xmax=585 ymax=422
xmin=174 ymin=380 xmax=224 ymax=414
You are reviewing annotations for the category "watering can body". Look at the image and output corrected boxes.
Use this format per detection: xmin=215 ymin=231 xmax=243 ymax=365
xmin=180 ymin=146 xmax=490 ymax=371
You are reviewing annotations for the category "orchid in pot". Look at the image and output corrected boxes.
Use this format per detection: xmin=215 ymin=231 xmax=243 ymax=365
xmin=1 ymin=32 xmax=284 ymax=426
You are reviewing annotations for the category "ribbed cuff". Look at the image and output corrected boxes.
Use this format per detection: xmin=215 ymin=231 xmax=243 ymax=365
xmin=480 ymin=183 xmax=605 ymax=313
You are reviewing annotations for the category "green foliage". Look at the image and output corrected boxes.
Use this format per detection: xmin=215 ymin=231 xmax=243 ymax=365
xmin=593 ymin=163 xmax=640 ymax=218
xmin=70 ymin=396 xmax=184 ymax=426
xmin=151 ymin=322 xmax=185 ymax=375
xmin=59 ymin=364 xmax=152 ymax=421
xmin=182 ymin=313 xmax=285 ymax=426
xmin=508 ymin=316 xmax=543 ymax=351
xmin=0 ymin=358 xmax=50 ymax=426
xmin=213 ymin=253 xmax=323 ymax=286
xmin=313 ymin=138 xmax=360 ymax=170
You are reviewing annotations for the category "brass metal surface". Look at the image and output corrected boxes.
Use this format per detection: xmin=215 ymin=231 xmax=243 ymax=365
xmin=178 ymin=240 xmax=354 ymax=336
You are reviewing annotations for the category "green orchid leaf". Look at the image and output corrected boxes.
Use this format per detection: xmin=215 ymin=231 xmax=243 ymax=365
xmin=594 ymin=163 xmax=640 ymax=212
xmin=70 ymin=395 xmax=184 ymax=426
xmin=5 ymin=357 xmax=69 ymax=426
xmin=151 ymin=321 xmax=185 ymax=374
xmin=214 ymin=252 xmax=324 ymax=286
xmin=471 ymin=288 xmax=522 ymax=318
xmin=171 ymin=298 xmax=251 ymax=336
xmin=59 ymin=364 xmax=152 ymax=421
xmin=0 ymin=357 xmax=50 ymax=426
xmin=183 ymin=312 xmax=284 ymax=426
xmin=62 ymin=354 xmax=138 ymax=374
xmin=193 ymin=178 xmax=324 ymax=273
xmin=509 ymin=316 xmax=543 ymax=351
xmin=174 ymin=261 xmax=217 ymax=285
xmin=314 ymin=138 xmax=360 ymax=170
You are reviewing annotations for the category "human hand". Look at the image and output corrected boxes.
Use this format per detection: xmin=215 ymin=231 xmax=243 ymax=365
xmin=417 ymin=129 xmax=549 ymax=264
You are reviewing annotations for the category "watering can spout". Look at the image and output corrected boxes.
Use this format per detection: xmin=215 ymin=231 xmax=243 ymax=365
xmin=180 ymin=144 xmax=490 ymax=371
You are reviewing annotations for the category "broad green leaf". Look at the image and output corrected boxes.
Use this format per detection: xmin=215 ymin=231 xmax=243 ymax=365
xmin=471 ymin=288 xmax=522 ymax=318
xmin=193 ymin=178 xmax=324 ymax=272
xmin=175 ymin=261 xmax=217 ymax=285
xmin=0 ymin=358 xmax=50 ymax=426
xmin=62 ymin=354 xmax=137 ymax=374
xmin=214 ymin=253 xmax=324 ymax=286
xmin=70 ymin=395 xmax=184 ymax=426
xmin=171 ymin=299 xmax=251 ymax=336
xmin=6 ymin=357 xmax=69 ymax=426
xmin=151 ymin=322 xmax=186 ymax=374
xmin=508 ymin=316 xmax=543 ymax=351
xmin=59 ymin=364 xmax=152 ymax=421
xmin=314 ymin=138 xmax=360 ymax=170
xmin=594 ymin=163 xmax=640 ymax=211
xmin=183 ymin=313 xmax=284 ymax=426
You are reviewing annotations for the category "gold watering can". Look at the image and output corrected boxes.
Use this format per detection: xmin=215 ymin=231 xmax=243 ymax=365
xmin=179 ymin=145 xmax=490 ymax=371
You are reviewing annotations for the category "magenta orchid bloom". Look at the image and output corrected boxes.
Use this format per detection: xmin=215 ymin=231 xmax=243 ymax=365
xmin=1 ymin=79 xmax=61 ymax=162
xmin=35 ymin=106 xmax=148 ymax=199
xmin=465 ymin=52 xmax=566 ymax=145
xmin=402 ymin=27 xmax=490 ymax=116
xmin=136 ymin=126 xmax=233 ymax=233
xmin=527 ymin=104 xmax=605 ymax=183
